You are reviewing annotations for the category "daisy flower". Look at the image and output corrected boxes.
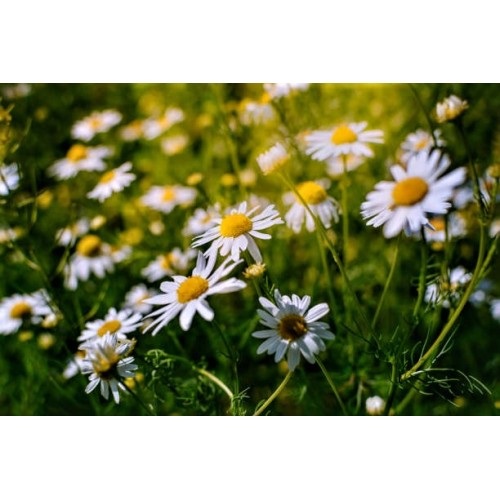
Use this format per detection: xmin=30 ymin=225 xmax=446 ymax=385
xmin=361 ymin=150 xmax=467 ymax=238
xmin=0 ymin=290 xmax=52 ymax=335
xmin=326 ymin=154 xmax=365 ymax=177
xmin=256 ymin=142 xmax=290 ymax=176
xmin=400 ymin=129 xmax=445 ymax=163
xmin=284 ymin=180 xmax=339 ymax=233
xmin=305 ymin=122 xmax=384 ymax=161
xmin=425 ymin=266 xmax=472 ymax=309
xmin=435 ymin=95 xmax=468 ymax=123
xmin=48 ymin=145 xmax=112 ymax=180
xmin=238 ymin=95 xmax=275 ymax=126
xmin=421 ymin=212 xmax=467 ymax=245
xmin=81 ymin=334 xmax=137 ymax=404
xmin=366 ymin=396 xmax=385 ymax=416
xmin=78 ymin=307 xmax=143 ymax=347
xmin=55 ymin=218 xmax=90 ymax=246
xmin=141 ymin=248 xmax=196 ymax=282
xmin=182 ymin=205 xmax=221 ymax=237
xmin=192 ymin=201 xmax=283 ymax=263
xmin=71 ymin=110 xmax=122 ymax=141
xmin=63 ymin=350 xmax=87 ymax=379
xmin=263 ymin=83 xmax=309 ymax=99
xmin=87 ymin=162 xmax=136 ymax=202
xmin=119 ymin=119 xmax=145 ymax=142
xmin=0 ymin=163 xmax=20 ymax=194
xmin=123 ymin=284 xmax=158 ymax=314
xmin=142 ymin=108 xmax=185 ymax=140
xmin=64 ymin=235 xmax=115 ymax=290
xmin=161 ymin=134 xmax=189 ymax=156
xmin=452 ymin=172 xmax=499 ymax=209
xmin=252 ymin=289 xmax=334 ymax=372
xmin=143 ymin=252 xmax=246 ymax=335
xmin=141 ymin=185 xmax=197 ymax=214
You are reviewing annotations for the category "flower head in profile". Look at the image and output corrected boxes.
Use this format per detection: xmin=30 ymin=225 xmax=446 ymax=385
xmin=78 ymin=307 xmax=143 ymax=347
xmin=141 ymin=185 xmax=197 ymax=214
xmin=71 ymin=110 xmax=122 ymax=141
xmin=400 ymin=129 xmax=445 ymax=163
xmin=48 ymin=145 xmax=112 ymax=180
xmin=256 ymin=142 xmax=290 ymax=176
xmin=143 ymin=252 xmax=246 ymax=335
xmin=192 ymin=201 xmax=283 ymax=263
xmin=435 ymin=95 xmax=468 ymax=123
xmin=0 ymin=290 xmax=52 ymax=335
xmin=0 ymin=163 xmax=20 ymax=195
xmin=305 ymin=122 xmax=384 ymax=161
xmin=64 ymin=235 xmax=115 ymax=290
xmin=284 ymin=180 xmax=339 ymax=233
xmin=142 ymin=108 xmax=185 ymax=140
xmin=81 ymin=334 xmax=137 ymax=403
xmin=252 ymin=289 xmax=334 ymax=371
xmin=361 ymin=150 xmax=466 ymax=238
xmin=87 ymin=162 xmax=136 ymax=202
xmin=141 ymin=248 xmax=196 ymax=282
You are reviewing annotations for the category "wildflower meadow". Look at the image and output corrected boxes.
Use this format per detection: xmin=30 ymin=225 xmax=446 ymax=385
xmin=1 ymin=83 xmax=499 ymax=416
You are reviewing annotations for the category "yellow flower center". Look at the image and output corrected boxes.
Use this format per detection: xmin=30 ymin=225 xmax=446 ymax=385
xmin=93 ymin=352 xmax=120 ymax=378
xmin=76 ymin=235 xmax=102 ymax=257
xmin=220 ymin=213 xmax=253 ymax=237
xmin=97 ymin=319 xmax=122 ymax=337
xmin=162 ymin=187 xmax=175 ymax=202
xmin=392 ymin=177 xmax=429 ymax=206
xmin=89 ymin=117 xmax=103 ymax=130
xmin=10 ymin=301 xmax=32 ymax=319
xmin=296 ymin=181 xmax=328 ymax=205
xmin=100 ymin=170 xmax=116 ymax=184
xmin=278 ymin=314 xmax=308 ymax=341
xmin=66 ymin=144 xmax=88 ymax=162
xmin=177 ymin=276 xmax=209 ymax=303
xmin=429 ymin=217 xmax=445 ymax=232
xmin=330 ymin=124 xmax=357 ymax=145
xmin=415 ymin=138 xmax=429 ymax=151
xmin=160 ymin=252 xmax=178 ymax=270
xmin=259 ymin=92 xmax=272 ymax=104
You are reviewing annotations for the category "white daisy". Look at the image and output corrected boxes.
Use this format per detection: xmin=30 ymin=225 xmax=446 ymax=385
xmin=422 ymin=212 xmax=467 ymax=245
xmin=263 ymin=83 xmax=309 ymax=99
xmin=305 ymin=122 xmax=384 ymax=161
xmin=62 ymin=350 xmax=87 ymax=379
xmin=256 ymin=142 xmax=290 ymax=176
xmin=366 ymin=396 xmax=385 ymax=416
xmin=182 ymin=205 xmax=221 ymax=237
xmin=361 ymin=150 xmax=467 ymax=238
xmin=48 ymin=144 xmax=112 ymax=180
xmin=78 ymin=307 xmax=143 ymax=347
xmin=284 ymin=180 xmax=339 ymax=233
xmin=0 ymin=163 xmax=20 ymax=195
xmin=239 ymin=95 xmax=275 ymax=126
xmin=192 ymin=201 xmax=283 ymax=263
xmin=81 ymin=334 xmax=137 ymax=403
xmin=123 ymin=284 xmax=158 ymax=314
xmin=119 ymin=119 xmax=145 ymax=141
xmin=143 ymin=252 xmax=246 ymax=335
xmin=0 ymin=290 xmax=52 ymax=335
xmin=452 ymin=172 xmax=499 ymax=209
xmin=161 ymin=134 xmax=189 ymax=156
xmin=56 ymin=218 xmax=90 ymax=246
xmin=252 ymin=289 xmax=334 ymax=372
xmin=87 ymin=162 xmax=136 ymax=202
xmin=425 ymin=266 xmax=472 ymax=309
xmin=64 ymin=235 xmax=115 ymax=290
xmin=326 ymin=154 xmax=365 ymax=177
xmin=142 ymin=108 xmax=185 ymax=140
xmin=435 ymin=95 xmax=468 ymax=123
xmin=400 ymin=129 xmax=445 ymax=163
xmin=71 ymin=110 xmax=122 ymax=141
xmin=141 ymin=248 xmax=196 ymax=282
xmin=141 ymin=185 xmax=197 ymax=214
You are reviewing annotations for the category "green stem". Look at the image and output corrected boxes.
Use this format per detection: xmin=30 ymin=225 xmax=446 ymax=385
xmin=401 ymin=224 xmax=487 ymax=381
xmin=412 ymin=232 xmax=428 ymax=321
xmin=253 ymin=371 xmax=293 ymax=416
xmin=315 ymin=229 xmax=339 ymax=324
xmin=196 ymin=368 xmax=234 ymax=400
xmin=372 ymin=234 xmax=401 ymax=329
xmin=408 ymin=84 xmax=438 ymax=146
xmin=341 ymin=155 xmax=350 ymax=265
xmin=383 ymin=361 xmax=398 ymax=416
xmin=316 ymin=357 xmax=348 ymax=415
xmin=122 ymin=383 xmax=155 ymax=416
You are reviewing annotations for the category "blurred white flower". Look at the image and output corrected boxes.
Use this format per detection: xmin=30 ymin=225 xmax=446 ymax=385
xmin=141 ymin=185 xmax=197 ymax=214
xmin=435 ymin=95 xmax=468 ymax=123
xmin=0 ymin=163 xmax=20 ymax=195
xmin=48 ymin=145 xmax=112 ymax=180
xmin=87 ymin=162 xmax=136 ymax=202
xmin=71 ymin=110 xmax=122 ymax=141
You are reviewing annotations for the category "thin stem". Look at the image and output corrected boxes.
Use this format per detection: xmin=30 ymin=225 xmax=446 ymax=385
xmin=316 ymin=357 xmax=348 ymax=415
xmin=122 ymin=383 xmax=155 ymax=416
xmin=253 ymin=371 xmax=293 ymax=416
xmin=196 ymin=368 xmax=234 ymax=400
xmin=408 ymin=84 xmax=438 ymax=146
xmin=402 ymin=224 xmax=487 ymax=381
xmin=412 ymin=231 xmax=428 ymax=321
xmin=383 ymin=361 xmax=398 ymax=416
xmin=315 ymin=229 xmax=339 ymax=323
xmin=372 ymin=234 xmax=401 ymax=329
xmin=341 ymin=155 xmax=350 ymax=265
